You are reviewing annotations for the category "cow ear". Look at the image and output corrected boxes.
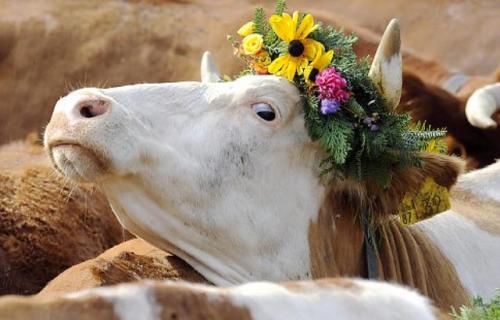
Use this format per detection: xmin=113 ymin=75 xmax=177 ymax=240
xmin=200 ymin=51 xmax=222 ymax=83
xmin=360 ymin=153 xmax=463 ymax=220
xmin=369 ymin=19 xmax=402 ymax=111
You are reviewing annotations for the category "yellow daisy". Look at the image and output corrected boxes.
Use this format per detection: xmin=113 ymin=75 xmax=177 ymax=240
xmin=304 ymin=47 xmax=334 ymax=85
xmin=268 ymin=12 xmax=324 ymax=80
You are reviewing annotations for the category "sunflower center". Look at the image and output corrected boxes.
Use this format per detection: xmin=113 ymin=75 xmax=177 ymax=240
xmin=288 ymin=40 xmax=305 ymax=57
xmin=308 ymin=68 xmax=319 ymax=82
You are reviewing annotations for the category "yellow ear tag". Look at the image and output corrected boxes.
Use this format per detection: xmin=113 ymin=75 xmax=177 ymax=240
xmin=399 ymin=177 xmax=451 ymax=225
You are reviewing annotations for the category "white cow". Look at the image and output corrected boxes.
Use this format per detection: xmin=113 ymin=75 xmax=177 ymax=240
xmin=44 ymin=20 xmax=500 ymax=312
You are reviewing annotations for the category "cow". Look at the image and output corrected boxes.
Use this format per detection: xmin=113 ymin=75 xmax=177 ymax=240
xmin=39 ymin=238 xmax=208 ymax=295
xmin=0 ymin=136 xmax=129 ymax=295
xmin=0 ymin=278 xmax=450 ymax=320
xmin=43 ymin=19 xmax=500 ymax=313
xmin=400 ymin=72 xmax=500 ymax=169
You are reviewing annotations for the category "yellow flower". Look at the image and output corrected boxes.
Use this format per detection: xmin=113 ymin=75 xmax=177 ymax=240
xmin=237 ymin=21 xmax=255 ymax=37
xmin=304 ymin=47 xmax=334 ymax=85
xmin=242 ymin=33 xmax=264 ymax=55
xmin=250 ymin=51 xmax=272 ymax=74
xmin=267 ymin=11 xmax=324 ymax=80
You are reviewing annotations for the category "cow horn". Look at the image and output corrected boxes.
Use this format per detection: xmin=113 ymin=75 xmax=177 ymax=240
xmin=200 ymin=51 xmax=222 ymax=83
xmin=368 ymin=19 xmax=402 ymax=111
xmin=465 ymin=83 xmax=500 ymax=129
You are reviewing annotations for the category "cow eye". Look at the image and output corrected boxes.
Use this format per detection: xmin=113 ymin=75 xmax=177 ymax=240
xmin=252 ymin=103 xmax=276 ymax=121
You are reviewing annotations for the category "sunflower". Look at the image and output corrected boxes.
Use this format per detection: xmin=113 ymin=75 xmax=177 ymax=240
xmin=303 ymin=47 xmax=334 ymax=85
xmin=268 ymin=12 xmax=324 ymax=80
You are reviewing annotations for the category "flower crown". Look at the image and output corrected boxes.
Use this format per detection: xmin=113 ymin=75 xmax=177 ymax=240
xmin=230 ymin=0 xmax=446 ymax=187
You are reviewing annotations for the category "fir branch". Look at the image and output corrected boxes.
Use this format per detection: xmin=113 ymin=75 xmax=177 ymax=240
xmin=274 ymin=0 xmax=286 ymax=15
xmin=253 ymin=7 xmax=267 ymax=35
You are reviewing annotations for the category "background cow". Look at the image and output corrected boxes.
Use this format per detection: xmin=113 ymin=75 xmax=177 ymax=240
xmin=0 ymin=136 xmax=129 ymax=295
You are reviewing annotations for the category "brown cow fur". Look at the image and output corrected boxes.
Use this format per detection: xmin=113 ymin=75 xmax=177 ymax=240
xmin=4 ymin=281 xmax=253 ymax=320
xmin=0 ymin=137 xmax=129 ymax=295
xmin=400 ymin=72 xmax=500 ymax=169
xmin=309 ymin=153 xmax=469 ymax=311
xmin=40 ymin=239 xmax=208 ymax=295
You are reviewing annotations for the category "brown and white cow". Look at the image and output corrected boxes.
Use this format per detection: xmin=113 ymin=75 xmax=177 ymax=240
xmin=0 ymin=278 xmax=450 ymax=320
xmin=400 ymin=72 xmax=500 ymax=169
xmin=43 ymin=20 xmax=500 ymax=312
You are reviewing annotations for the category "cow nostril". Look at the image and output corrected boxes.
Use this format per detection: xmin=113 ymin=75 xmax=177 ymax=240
xmin=77 ymin=100 xmax=108 ymax=119
xmin=80 ymin=105 xmax=94 ymax=118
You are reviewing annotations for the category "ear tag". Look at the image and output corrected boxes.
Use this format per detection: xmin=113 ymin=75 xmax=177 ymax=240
xmin=399 ymin=177 xmax=451 ymax=225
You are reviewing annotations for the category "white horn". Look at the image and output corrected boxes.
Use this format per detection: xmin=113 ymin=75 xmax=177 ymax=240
xmin=465 ymin=83 xmax=500 ymax=129
xmin=200 ymin=51 xmax=222 ymax=83
xmin=368 ymin=19 xmax=402 ymax=111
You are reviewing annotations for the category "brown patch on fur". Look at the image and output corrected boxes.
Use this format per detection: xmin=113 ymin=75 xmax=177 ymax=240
xmin=450 ymin=188 xmax=500 ymax=235
xmin=309 ymin=155 xmax=469 ymax=310
xmin=382 ymin=221 xmax=469 ymax=310
xmin=154 ymin=284 xmax=252 ymax=320
xmin=91 ymin=251 xmax=207 ymax=286
xmin=40 ymin=239 xmax=207 ymax=295
xmin=309 ymin=196 xmax=367 ymax=279
xmin=326 ymin=153 xmax=464 ymax=222
xmin=0 ymin=293 xmax=119 ymax=320
xmin=2 ymin=281 xmax=252 ymax=320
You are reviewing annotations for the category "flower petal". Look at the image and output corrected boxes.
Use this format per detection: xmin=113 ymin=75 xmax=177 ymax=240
xmin=268 ymin=55 xmax=290 ymax=74
xmin=292 ymin=11 xmax=300 ymax=35
xmin=296 ymin=14 xmax=317 ymax=39
xmin=303 ymin=39 xmax=324 ymax=60
xmin=237 ymin=21 xmax=255 ymax=37
xmin=318 ymin=49 xmax=334 ymax=70
xmin=269 ymin=14 xmax=294 ymax=43
xmin=285 ymin=58 xmax=297 ymax=80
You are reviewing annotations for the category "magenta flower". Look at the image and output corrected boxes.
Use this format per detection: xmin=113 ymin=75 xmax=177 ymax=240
xmin=315 ymin=67 xmax=350 ymax=103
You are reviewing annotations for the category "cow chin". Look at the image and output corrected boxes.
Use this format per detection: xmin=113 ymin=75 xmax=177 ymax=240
xmin=50 ymin=143 xmax=108 ymax=182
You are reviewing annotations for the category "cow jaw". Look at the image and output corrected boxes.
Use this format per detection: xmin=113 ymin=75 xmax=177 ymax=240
xmin=45 ymin=75 xmax=329 ymax=285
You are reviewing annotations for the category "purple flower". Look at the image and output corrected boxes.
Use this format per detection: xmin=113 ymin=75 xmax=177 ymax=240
xmin=320 ymin=99 xmax=341 ymax=115
xmin=370 ymin=124 xmax=380 ymax=132
xmin=363 ymin=117 xmax=373 ymax=125
xmin=315 ymin=67 xmax=350 ymax=103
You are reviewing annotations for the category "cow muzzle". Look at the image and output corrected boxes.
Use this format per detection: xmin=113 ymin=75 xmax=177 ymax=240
xmin=44 ymin=89 xmax=112 ymax=182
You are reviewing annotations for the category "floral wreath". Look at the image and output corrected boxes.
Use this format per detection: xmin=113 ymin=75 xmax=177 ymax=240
xmin=229 ymin=0 xmax=446 ymax=188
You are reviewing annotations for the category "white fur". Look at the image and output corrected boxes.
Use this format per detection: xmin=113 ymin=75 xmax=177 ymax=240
xmin=66 ymin=281 xmax=161 ymax=320
xmin=415 ymin=210 xmax=500 ymax=300
xmin=49 ymin=76 xmax=326 ymax=285
xmin=455 ymin=160 xmax=500 ymax=203
xmin=227 ymin=280 xmax=436 ymax=320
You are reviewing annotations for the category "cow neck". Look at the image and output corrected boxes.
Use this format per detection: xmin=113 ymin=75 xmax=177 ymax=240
xmin=308 ymin=193 xmax=469 ymax=311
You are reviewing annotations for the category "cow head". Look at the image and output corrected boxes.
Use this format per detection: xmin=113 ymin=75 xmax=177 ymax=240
xmin=44 ymin=21 xmax=461 ymax=285
xmin=400 ymin=72 xmax=500 ymax=169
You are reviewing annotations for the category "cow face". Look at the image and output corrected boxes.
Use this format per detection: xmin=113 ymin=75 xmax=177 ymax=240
xmin=45 ymin=21 xmax=403 ymax=285
xmin=45 ymin=74 xmax=331 ymax=284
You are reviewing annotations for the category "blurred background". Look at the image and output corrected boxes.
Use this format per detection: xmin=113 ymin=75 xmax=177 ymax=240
xmin=0 ymin=0 xmax=498 ymax=145
xmin=0 ymin=0 xmax=499 ymax=296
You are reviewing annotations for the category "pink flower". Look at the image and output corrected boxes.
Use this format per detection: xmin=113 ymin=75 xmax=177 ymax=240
xmin=315 ymin=67 xmax=350 ymax=103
